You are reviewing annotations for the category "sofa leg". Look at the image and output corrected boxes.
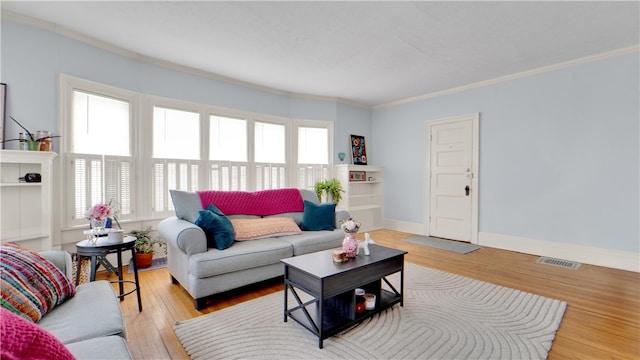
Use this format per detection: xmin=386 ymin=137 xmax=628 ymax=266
xmin=194 ymin=297 xmax=207 ymax=311
xmin=170 ymin=275 xmax=179 ymax=284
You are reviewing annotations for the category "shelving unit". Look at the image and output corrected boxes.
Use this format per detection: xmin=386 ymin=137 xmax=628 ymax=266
xmin=0 ymin=150 xmax=57 ymax=251
xmin=335 ymin=164 xmax=384 ymax=232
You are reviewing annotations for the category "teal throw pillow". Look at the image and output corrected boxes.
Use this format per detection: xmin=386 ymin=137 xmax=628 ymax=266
xmin=195 ymin=204 xmax=235 ymax=250
xmin=300 ymin=200 xmax=336 ymax=231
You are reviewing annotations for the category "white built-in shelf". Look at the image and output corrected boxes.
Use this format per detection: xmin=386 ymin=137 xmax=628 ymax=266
xmin=336 ymin=164 xmax=384 ymax=232
xmin=0 ymin=150 xmax=57 ymax=251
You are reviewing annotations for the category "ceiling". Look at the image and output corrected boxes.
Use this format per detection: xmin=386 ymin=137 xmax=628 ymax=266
xmin=2 ymin=1 xmax=639 ymax=107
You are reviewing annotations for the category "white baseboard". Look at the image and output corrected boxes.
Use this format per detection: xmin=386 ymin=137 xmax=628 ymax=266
xmin=479 ymin=232 xmax=640 ymax=273
xmin=383 ymin=219 xmax=425 ymax=236
xmin=382 ymin=218 xmax=640 ymax=273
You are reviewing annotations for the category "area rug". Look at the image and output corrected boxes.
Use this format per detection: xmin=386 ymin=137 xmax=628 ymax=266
xmin=174 ymin=263 xmax=566 ymax=360
xmin=403 ymin=236 xmax=482 ymax=254
xmin=127 ymin=256 xmax=167 ymax=273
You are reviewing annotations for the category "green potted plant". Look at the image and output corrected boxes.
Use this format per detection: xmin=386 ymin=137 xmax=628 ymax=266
xmin=128 ymin=227 xmax=166 ymax=268
xmin=314 ymin=178 xmax=344 ymax=204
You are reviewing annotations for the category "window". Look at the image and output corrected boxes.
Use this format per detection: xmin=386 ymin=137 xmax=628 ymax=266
xmin=61 ymin=75 xmax=334 ymax=231
xmin=297 ymin=125 xmax=330 ymax=189
xmin=209 ymin=115 xmax=248 ymax=191
xmin=255 ymin=121 xmax=286 ymax=190
xmin=209 ymin=115 xmax=246 ymax=161
xmin=64 ymin=83 xmax=135 ymax=226
xmin=152 ymin=106 xmax=200 ymax=216
xmin=72 ymin=91 xmax=130 ymax=156
xmin=153 ymin=107 xmax=200 ymax=160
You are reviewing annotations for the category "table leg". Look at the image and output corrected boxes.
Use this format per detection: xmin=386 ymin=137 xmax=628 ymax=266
xmin=75 ymin=255 xmax=82 ymax=286
xmin=89 ymin=256 xmax=97 ymax=282
xmin=283 ymin=266 xmax=288 ymax=322
xmin=130 ymin=248 xmax=142 ymax=312
xmin=117 ymin=250 xmax=124 ymax=301
xmin=318 ymin=291 xmax=324 ymax=349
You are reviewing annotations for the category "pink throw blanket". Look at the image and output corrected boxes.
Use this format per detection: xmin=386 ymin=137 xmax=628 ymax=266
xmin=197 ymin=188 xmax=304 ymax=216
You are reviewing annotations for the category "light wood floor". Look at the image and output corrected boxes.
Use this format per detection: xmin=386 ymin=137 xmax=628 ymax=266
xmin=97 ymin=229 xmax=640 ymax=359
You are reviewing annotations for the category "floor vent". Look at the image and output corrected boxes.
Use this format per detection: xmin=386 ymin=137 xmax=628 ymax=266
xmin=536 ymin=257 xmax=581 ymax=270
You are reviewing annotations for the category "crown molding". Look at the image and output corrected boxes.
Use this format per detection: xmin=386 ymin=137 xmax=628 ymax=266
xmin=375 ymin=45 xmax=640 ymax=109
xmin=4 ymin=10 xmax=635 ymax=112
xmin=2 ymin=10 xmax=373 ymax=110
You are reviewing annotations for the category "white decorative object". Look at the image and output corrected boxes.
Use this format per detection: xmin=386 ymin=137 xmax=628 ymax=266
xmin=108 ymin=229 xmax=124 ymax=242
xmin=363 ymin=232 xmax=375 ymax=256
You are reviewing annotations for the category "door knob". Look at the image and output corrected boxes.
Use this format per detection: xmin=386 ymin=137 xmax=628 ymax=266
xmin=465 ymin=185 xmax=470 ymax=196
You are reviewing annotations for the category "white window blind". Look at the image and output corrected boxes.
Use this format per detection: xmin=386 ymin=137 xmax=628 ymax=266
xmin=210 ymin=115 xmax=247 ymax=161
xmin=296 ymin=125 xmax=330 ymax=189
xmin=70 ymin=155 xmax=132 ymax=223
xmin=72 ymin=91 xmax=130 ymax=156
xmin=153 ymin=107 xmax=200 ymax=160
xmin=209 ymin=162 xmax=247 ymax=191
xmin=153 ymin=160 xmax=199 ymax=215
xmin=255 ymin=121 xmax=285 ymax=163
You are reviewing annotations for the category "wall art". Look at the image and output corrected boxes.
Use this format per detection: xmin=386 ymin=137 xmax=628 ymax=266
xmin=350 ymin=134 xmax=367 ymax=165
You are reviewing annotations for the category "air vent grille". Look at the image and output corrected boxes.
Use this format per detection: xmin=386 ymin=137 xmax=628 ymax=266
xmin=536 ymin=257 xmax=581 ymax=270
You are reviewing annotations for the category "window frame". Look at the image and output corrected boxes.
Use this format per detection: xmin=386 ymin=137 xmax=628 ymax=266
xmin=60 ymin=75 xmax=138 ymax=228
xmin=60 ymin=75 xmax=334 ymax=229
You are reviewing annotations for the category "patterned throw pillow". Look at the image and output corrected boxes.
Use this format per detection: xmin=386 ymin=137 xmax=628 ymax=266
xmin=231 ymin=217 xmax=302 ymax=241
xmin=0 ymin=308 xmax=75 ymax=360
xmin=0 ymin=243 xmax=76 ymax=322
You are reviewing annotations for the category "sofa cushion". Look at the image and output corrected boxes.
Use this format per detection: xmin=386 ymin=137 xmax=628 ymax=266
xmin=0 ymin=243 xmax=76 ymax=322
xmin=0 ymin=308 xmax=74 ymax=360
xmin=37 ymin=281 xmax=125 ymax=344
xmin=281 ymin=229 xmax=345 ymax=256
xmin=231 ymin=217 xmax=302 ymax=241
xmin=195 ymin=204 xmax=235 ymax=250
xmin=300 ymin=200 xmax=336 ymax=231
xmin=189 ymin=238 xmax=293 ymax=278
xmin=65 ymin=335 xmax=132 ymax=360
xmin=170 ymin=189 xmax=203 ymax=223
xmin=198 ymin=188 xmax=304 ymax=216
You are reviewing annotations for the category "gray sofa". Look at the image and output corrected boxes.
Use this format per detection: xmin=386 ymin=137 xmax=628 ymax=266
xmin=38 ymin=251 xmax=132 ymax=359
xmin=158 ymin=188 xmax=349 ymax=310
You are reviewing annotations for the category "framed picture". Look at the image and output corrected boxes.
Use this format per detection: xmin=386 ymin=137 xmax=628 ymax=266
xmin=350 ymin=134 xmax=367 ymax=165
xmin=0 ymin=83 xmax=5 ymax=148
xmin=349 ymin=171 xmax=366 ymax=182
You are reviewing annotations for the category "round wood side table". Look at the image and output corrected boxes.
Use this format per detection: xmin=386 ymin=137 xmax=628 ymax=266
xmin=75 ymin=235 xmax=142 ymax=312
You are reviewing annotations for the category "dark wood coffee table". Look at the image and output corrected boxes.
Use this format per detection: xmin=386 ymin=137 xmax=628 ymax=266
xmin=281 ymin=244 xmax=407 ymax=348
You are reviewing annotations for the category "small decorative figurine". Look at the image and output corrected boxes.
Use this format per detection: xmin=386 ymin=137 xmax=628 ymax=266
xmin=363 ymin=233 xmax=375 ymax=256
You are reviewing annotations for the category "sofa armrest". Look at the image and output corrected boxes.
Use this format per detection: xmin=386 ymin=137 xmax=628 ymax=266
xmin=158 ymin=217 xmax=207 ymax=255
xmin=39 ymin=250 xmax=73 ymax=280
xmin=335 ymin=210 xmax=351 ymax=229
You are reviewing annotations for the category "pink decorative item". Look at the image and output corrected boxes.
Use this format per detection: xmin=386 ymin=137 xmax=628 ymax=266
xmin=342 ymin=233 xmax=358 ymax=258
xmin=198 ymin=188 xmax=303 ymax=216
xmin=85 ymin=203 xmax=113 ymax=221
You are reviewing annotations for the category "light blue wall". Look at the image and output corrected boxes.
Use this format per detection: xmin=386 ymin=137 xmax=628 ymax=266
xmin=373 ymin=52 xmax=640 ymax=253
xmin=1 ymin=19 xmax=369 ymax=152
xmin=3 ymin=19 xmax=637 ymax=254
xmin=336 ymin=103 xmax=372 ymax=164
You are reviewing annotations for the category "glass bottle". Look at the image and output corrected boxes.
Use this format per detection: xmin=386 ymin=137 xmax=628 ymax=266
xmin=19 ymin=132 xmax=28 ymax=150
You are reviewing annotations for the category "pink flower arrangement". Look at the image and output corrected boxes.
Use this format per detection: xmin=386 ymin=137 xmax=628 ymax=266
xmin=84 ymin=203 xmax=114 ymax=221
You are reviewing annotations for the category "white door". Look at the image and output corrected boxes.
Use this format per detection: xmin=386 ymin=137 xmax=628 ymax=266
xmin=426 ymin=114 xmax=478 ymax=243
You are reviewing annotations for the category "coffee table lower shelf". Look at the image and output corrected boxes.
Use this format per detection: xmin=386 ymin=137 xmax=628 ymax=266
xmin=286 ymin=288 xmax=401 ymax=345
xmin=282 ymin=245 xmax=406 ymax=349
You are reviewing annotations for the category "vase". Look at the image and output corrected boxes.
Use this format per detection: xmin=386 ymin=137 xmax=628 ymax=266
xmin=342 ymin=233 xmax=358 ymax=258
xmin=91 ymin=219 xmax=107 ymax=234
